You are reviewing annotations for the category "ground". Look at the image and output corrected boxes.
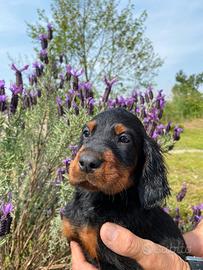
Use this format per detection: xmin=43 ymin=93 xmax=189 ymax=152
xmin=165 ymin=118 xmax=203 ymax=217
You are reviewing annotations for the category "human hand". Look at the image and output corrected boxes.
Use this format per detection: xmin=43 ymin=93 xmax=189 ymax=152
xmin=184 ymin=219 xmax=203 ymax=257
xmin=71 ymin=241 xmax=97 ymax=270
xmin=71 ymin=222 xmax=191 ymax=270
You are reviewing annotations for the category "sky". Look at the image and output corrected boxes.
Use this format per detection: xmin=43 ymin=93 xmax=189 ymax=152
xmin=0 ymin=0 xmax=203 ymax=97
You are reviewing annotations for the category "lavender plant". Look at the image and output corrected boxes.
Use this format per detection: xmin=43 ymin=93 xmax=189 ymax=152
xmin=165 ymin=183 xmax=202 ymax=233
xmin=0 ymin=22 xmax=198 ymax=270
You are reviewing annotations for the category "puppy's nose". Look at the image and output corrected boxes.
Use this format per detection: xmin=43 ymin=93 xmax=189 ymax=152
xmin=79 ymin=154 xmax=103 ymax=173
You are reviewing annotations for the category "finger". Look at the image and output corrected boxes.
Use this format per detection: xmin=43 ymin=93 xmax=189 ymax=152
xmin=100 ymin=223 xmax=190 ymax=270
xmin=70 ymin=241 xmax=98 ymax=270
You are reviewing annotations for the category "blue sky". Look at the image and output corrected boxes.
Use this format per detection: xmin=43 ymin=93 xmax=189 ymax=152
xmin=0 ymin=0 xmax=203 ymax=97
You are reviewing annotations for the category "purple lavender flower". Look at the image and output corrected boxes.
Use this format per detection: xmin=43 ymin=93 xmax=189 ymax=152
xmin=72 ymin=101 xmax=79 ymax=115
xmin=65 ymin=94 xmax=71 ymax=109
xmin=108 ymin=99 xmax=116 ymax=109
xmin=140 ymin=106 xmax=147 ymax=119
xmin=0 ymin=80 xmax=5 ymax=89
xmin=0 ymin=80 xmax=5 ymax=95
xmin=53 ymin=168 xmax=66 ymax=186
xmin=125 ymin=97 xmax=135 ymax=111
xmin=104 ymin=76 xmax=118 ymax=89
xmin=147 ymin=122 xmax=157 ymax=138
xmin=10 ymin=84 xmax=23 ymax=95
xmin=69 ymin=145 xmax=79 ymax=158
xmin=148 ymin=108 xmax=159 ymax=122
xmin=0 ymin=95 xmax=6 ymax=102
xmin=70 ymin=68 xmax=84 ymax=90
xmin=147 ymin=86 xmax=154 ymax=100
xmin=139 ymin=93 xmax=145 ymax=105
xmin=66 ymin=64 xmax=72 ymax=81
xmin=63 ymin=158 xmax=72 ymax=173
xmin=0 ymin=202 xmax=13 ymax=237
xmin=87 ymin=97 xmax=95 ymax=115
xmin=162 ymin=207 xmax=170 ymax=214
xmin=191 ymin=204 xmax=202 ymax=227
xmin=132 ymin=90 xmax=138 ymax=102
xmin=56 ymin=97 xmax=64 ymax=116
xmin=28 ymin=74 xmax=37 ymax=86
xmin=37 ymin=89 xmax=42 ymax=98
xmin=135 ymin=106 xmax=140 ymax=115
xmin=47 ymin=23 xmax=53 ymax=40
xmin=11 ymin=64 xmax=29 ymax=87
xmin=173 ymin=207 xmax=181 ymax=226
xmin=152 ymin=130 xmax=159 ymax=140
xmin=33 ymin=61 xmax=44 ymax=77
xmin=23 ymin=94 xmax=32 ymax=109
xmin=102 ymin=76 xmax=118 ymax=103
xmin=39 ymin=33 xmax=48 ymax=49
xmin=156 ymin=124 xmax=165 ymax=135
xmin=0 ymin=94 xmax=7 ymax=112
xmin=176 ymin=182 xmax=187 ymax=202
xmin=1 ymin=203 xmax=13 ymax=217
xmin=79 ymin=82 xmax=93 ymax=98
xmin=165 ymin=121 xmax=172 ymax=133
xmin=70 ymin=68 xmax=84 ymax=78
xmin=155 ymin=90 xmax=165 ymax=110
xmin=39 ymin=49 xmax=49 ymax=64
xmin=144 ymin=91 xmax=150 ymax=103
xmin=116 ymin=96 xmax=126 ymax=107
xmin=68 ymin=89 xmax=75 ymax=97
xmin=173 ymin=126 xmax=183 ymax=141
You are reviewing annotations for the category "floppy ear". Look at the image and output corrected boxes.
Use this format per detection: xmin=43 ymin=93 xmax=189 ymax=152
xmin=138 ymin=136 xmax=170 ymax=209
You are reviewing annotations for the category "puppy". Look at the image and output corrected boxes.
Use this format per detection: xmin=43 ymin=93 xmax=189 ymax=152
xmin=62 ymin=108 xmax=187 ymax=270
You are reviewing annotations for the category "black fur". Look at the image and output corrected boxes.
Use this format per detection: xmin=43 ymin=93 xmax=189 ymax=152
xmin=63 ymin=108 xmax=188 ymax=270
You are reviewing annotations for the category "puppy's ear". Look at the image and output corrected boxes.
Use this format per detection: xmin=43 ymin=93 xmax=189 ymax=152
xmin=138 ymin=136 xmax=170 ymax=209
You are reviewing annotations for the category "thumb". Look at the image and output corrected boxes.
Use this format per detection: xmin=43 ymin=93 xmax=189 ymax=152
xmin=100 ymin=223 xmax=190 ymax=270
xmin=100 ymin=222 xmax=146 ymax=262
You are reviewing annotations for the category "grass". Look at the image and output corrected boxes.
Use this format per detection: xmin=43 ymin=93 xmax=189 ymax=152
xmin=164 ymin=118 xmax=203 ymax=216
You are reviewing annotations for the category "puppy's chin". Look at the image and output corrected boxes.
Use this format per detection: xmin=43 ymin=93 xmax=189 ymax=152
xmin=69 ymin=178 xmax=100 ymax=192
xmin=69 ymin=173 xmax=134 ymax=195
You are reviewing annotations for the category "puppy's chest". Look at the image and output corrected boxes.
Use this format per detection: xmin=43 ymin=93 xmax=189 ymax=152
xmin=62 ymin=198 xmax=128 ymax=260
xmin=62 ymin=217 xmax=99 ymax=260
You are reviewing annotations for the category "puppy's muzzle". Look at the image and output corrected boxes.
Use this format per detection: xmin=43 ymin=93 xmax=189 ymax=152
xmin=79 ymin=152 xmax=103 ymax=173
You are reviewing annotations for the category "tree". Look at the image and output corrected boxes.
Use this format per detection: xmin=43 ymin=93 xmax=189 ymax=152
xmin=168 ymin=70 xmax=203 ymax=119
xmin=27 ymin=0 xmax=162 ymax=90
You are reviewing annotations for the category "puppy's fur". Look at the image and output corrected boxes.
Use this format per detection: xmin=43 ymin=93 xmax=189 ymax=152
xmin=62 ymin=108 xmax=187 ymax=270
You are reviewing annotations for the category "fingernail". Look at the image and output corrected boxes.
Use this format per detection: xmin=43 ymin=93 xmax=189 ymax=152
xmin=101 ymin=223 xmax=118 ymax=242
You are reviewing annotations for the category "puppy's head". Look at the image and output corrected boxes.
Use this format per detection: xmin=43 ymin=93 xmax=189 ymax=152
xmin=69 ymin=108 xmax=170 ymax=208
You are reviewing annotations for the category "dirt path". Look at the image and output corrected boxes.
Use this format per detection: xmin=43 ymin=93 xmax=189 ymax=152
xmin=170 ymin=149 xmax=203 ymax=154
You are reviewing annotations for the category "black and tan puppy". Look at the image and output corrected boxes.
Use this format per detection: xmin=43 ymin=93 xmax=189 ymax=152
xmin=62 ymin=108 xmax=187 ymax=270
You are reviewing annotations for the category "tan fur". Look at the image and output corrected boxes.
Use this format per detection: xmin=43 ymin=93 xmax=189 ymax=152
xmin=114 ymin=123 xmax=127 ymax=135
xmin=87 ymin=120 xmax=96 ymax=133
xmin=79 ymin=226 xmax=98 ymax=260
xmin=62 ymin=218 xmax=75 ymax=240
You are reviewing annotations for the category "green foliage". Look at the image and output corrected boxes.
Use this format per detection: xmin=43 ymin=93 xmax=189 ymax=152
xmin=163 ymin=70 xmax=203 ymax=121
xmin=27 ymin=0 xmax=162 ymax=88
xmin=0 ymin=76 xmax=91 ymax=269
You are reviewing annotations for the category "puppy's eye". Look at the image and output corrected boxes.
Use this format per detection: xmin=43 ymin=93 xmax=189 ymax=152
xmin=83 ymin=128 xmax=90 ymax=138
xmin=118 ymin=134 xmax=130 ymax=143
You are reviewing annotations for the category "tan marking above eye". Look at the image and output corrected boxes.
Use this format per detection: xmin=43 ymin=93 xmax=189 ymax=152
xmin=86 ymin=120 xmax=96 ymax=133
xmin=114 ymin=123 xmax=127 ymax=135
